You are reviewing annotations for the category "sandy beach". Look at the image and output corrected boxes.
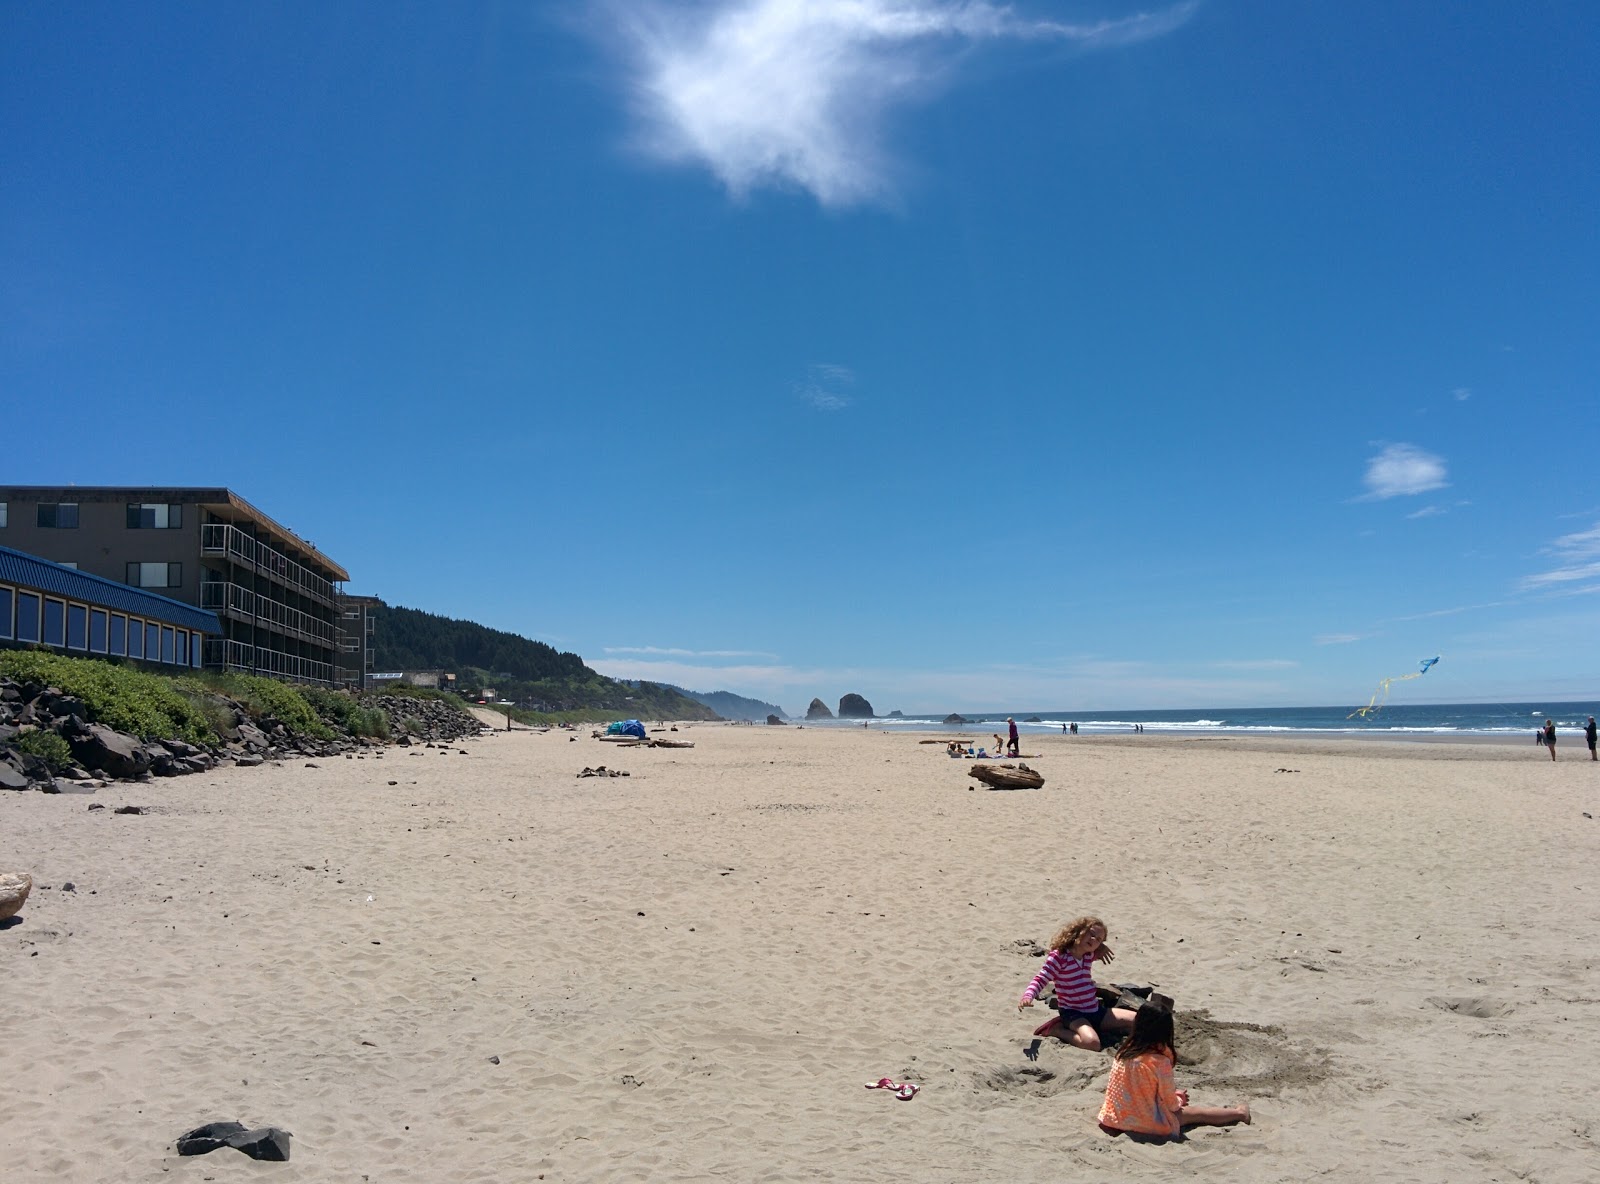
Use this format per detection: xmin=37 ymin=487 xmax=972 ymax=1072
xmin=4 ymin=724 xmax=1598 ymax=1182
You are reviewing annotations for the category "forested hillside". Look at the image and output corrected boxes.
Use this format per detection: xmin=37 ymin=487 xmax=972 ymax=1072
xmin=370 ymin=604 xmax=717 ymax=719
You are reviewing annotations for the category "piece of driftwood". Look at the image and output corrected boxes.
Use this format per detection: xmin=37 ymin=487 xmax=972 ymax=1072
xmin=650 ymin=740 xmax=695 ymax=749
xmin=967 ymin=762 xmax=1044 ymax=790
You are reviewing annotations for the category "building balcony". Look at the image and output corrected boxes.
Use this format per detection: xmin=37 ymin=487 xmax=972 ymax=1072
xmin=201 ymin=580 xmax=335 ymax=646
xmin=205 ymin=638 xmax=334 ymax=686
xmin=201 ymin=523 xmax=336 ymax=604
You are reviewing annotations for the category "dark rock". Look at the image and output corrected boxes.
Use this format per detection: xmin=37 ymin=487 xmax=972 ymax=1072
xmin=765 ymin=715 xmax=785 ymax=726
xmin=47 ymin=779 xmax=97 ymax=795
xmin=805 ymin=698 xmax=834 ymax=720
xmin=236 ymin=755 xmax=264 ymax=768
xmin=943 ymin=713 xmax=966 ymax=725
xmin=67 ymin=724 xmax=152 ymax=779
xmin=887 ymin=710 xmax=904 ymax=718
xmin=174 ymin=1120 xmax=290 ymax=1159
xmin=1025 ymin=716 xmax=1042 ymax=723
xmin=0 ymin=761 xmax=29 ymax=790
xmin=114 ymin=806 xmax=147 ymax=815
xmin=837 ymin=693 xmax=875 ymax=719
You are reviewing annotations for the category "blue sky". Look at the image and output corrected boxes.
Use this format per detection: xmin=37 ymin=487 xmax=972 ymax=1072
xmin=4 ymin=1 xmax=1597 ymax=714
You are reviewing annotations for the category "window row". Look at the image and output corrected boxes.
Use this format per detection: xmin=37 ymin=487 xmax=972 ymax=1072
xmin=5 ymin=502 xmax=187 ymax=530
xmin=0 ymin=583 xmax=204 ymax=668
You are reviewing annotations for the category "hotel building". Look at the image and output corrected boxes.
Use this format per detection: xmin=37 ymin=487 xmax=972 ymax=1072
xmin=0 ymin=487 xmax=360 ymax=686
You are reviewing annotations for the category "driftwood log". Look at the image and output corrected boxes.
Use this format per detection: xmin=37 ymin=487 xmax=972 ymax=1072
xmin=967 ymin=762 xmax=1044 ymax=790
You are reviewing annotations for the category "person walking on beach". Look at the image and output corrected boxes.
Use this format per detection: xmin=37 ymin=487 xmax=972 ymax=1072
xmin=1097 ymin=995 xmax=1251 ymax=1140
xmin=1018 ymin=917 xmax=1136 ymax=1051
xmin=1586 ymin=716 xmax=1597 ymax=761
xmin=1007 ymin=717 xmax=1020 ymax=756
xmin=1542 ymin=719 xmax=1557 ymax=761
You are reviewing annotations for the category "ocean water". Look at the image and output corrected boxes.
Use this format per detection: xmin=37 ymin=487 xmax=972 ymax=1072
xmin=808 ymin=702 xmax=1599 ymax=739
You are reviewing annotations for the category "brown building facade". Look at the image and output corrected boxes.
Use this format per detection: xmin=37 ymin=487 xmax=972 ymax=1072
xmin=0 ymin=487 xmax=356 ymax=685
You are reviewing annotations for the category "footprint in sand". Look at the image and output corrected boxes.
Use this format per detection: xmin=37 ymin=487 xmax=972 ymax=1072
xmin=1425 ymin=996 xmax=1516 ymax=1019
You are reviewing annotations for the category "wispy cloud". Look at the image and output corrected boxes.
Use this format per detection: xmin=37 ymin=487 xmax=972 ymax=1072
xmin=1360 ymin=443 xmax=1448 ymax=499
xmin=1452 ymin=386 xmax=1471 ymax=401
xmin=1521 ymin=521 xmax=1600 ymax=591
xmin=1315 ymin=632 xmax=1365 ymax=646
xmin=796 ymin=362 xmax=856 ymax=410
xmin=604 ymin=645 xmax=780 ymax=659
xmin=595 ymin=0 xmax=1198 ymax=206
xmin=1405 ymin=504 xmax=1445 ymax=520
xmin=1211 ymin=659 xmax=1298 ymax=671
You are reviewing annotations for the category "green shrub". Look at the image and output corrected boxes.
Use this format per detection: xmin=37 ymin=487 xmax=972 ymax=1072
xmin=15 ymin=729 xmax=73 ymax=770
xmin=0 ymin=651 xmax=217 ymax=745
xmin=180 ymin=672 xmax=334 ymax=741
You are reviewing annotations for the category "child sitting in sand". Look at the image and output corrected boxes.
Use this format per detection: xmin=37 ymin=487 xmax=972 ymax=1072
xmin=1098 ymin=994 xmax=1251 ymax=1138
xmin=1017 ymin=917 xmax=1136 ymax=1051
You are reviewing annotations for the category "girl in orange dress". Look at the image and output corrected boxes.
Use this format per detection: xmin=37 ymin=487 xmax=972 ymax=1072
xmin=1097 ymin=995 xmax=1251 ymax=1139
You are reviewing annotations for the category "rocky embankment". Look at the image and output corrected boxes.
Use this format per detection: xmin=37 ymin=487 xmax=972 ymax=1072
xmin=0 ymin=678 xmax=481 ymax=794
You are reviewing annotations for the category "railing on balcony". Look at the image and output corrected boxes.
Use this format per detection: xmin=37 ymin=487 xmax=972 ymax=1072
xmin=204 ymin=637 xmax=334 ymax=686
xmin=201 ymin=581 xmax=334 ymax=645
xmin=201 ymin=523 xmax=335 ymax=603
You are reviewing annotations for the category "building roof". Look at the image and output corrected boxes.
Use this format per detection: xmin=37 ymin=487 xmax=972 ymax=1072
xmin=0 ymin=486 xmax=350 ymax=581
xmin=0 ymin=544 xmax=222 ymax=633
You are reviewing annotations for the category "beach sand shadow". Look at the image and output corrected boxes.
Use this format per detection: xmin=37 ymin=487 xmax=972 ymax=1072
xmin=1175 ymin=1009 xmax=1331 ymax=1094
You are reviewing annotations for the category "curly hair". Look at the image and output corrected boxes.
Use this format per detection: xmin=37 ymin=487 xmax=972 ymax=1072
xmin=1047 ymin=916 xmax=1106 ymax=953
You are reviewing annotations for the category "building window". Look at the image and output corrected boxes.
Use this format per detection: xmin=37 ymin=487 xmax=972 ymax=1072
xmin=67 ymin=603 xmax=88 ymax=650
xmin=16 ymin=592 xmax=40 ymax=643
xmin=126 ymin=562 xmax=182 ymax=589
xmin=145 ymin=621 xmax=161 ymax=662
xmin=175 ymin=630 xmax=189 ymax=667
xmin=127 ymin=617 xmax=145 ymax=659
xmin=110 ymin=613 xmax=127 ymax=655
xmin=43 ymin=598 xmax=66 ymax=647
xmin=126 ymin=503 xmax=183 ymax=529
xmin=161 ymin=626 xmax=176 ymax=665
xmin=37 ymin=503 xmax=79 ymax=528
xmin=0 ymin=502 xmax=7 ymax=527
xmin=191 ymin=632 xmax=203 ymax=667
xmin=90 ymin=608 xmax=108 ymax=653
xmin=0 ymin=586 xmax=12 ymax=639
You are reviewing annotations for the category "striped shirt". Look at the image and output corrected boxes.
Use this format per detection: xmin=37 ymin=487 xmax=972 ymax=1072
xmin=1021 ymin=949 xmax=1099 ymax=1011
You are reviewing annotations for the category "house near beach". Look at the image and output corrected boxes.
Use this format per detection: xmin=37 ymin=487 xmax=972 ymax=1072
xmin=0 ymin=487 xmax=373 ymax=687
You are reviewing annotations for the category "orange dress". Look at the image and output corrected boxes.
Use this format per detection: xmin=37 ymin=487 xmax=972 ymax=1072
xmin=1097 ymin=1050 xmax=1181 ymax=1137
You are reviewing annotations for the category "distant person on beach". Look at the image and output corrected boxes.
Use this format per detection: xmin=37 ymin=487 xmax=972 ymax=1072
xmin=1097 ymin=995 xmax=1251 ymax=1139
xmin=1543 ymin=719 xmax=1557 ymax=761
xmin=1586 ymin=716 xmax=1597 ymax=761
xmin=1018 ymin=917 xmax=1136 ymax=1051
xmin=1007 ymin=717 xmax=1020 ymax=756
xmin=1071 ymin=722 xmax=1078 ymax=735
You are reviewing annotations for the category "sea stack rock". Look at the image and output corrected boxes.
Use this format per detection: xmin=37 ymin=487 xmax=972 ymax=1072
xmin=887 ymin=710 xmax=904 ymax=718
xmin=837 ymin=694 xmax=875 ymax=719
xmin=805 ymin=698 xmax=834 ymax=720
xmin=943 ymin=713 xmax=966 ymax=725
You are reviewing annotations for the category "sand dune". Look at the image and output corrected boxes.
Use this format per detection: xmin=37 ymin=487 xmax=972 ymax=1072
xmin=3 ymin=726 xmax=1598 ymax=1181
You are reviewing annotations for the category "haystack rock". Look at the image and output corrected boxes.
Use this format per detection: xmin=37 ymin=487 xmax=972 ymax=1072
xmin=837 ymin=694 xmax=875 ymax=719
xmin=805 ymin=698 xmax=834 ymax=720
xmin=0 ymin=871 xmax=32 ymax=921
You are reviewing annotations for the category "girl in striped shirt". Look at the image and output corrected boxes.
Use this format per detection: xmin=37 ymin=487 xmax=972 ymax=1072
xmin=1017 ymin=916 xmax=1136 ymax=1051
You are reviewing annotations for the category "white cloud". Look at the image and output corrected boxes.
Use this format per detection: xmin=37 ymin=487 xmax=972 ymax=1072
xmin=1521 ymin=521 xmax=1600 ymax=590
xmin=795 ymin=362 xmax=855 ymax=410
xmin=596 ymin=0 xmax=1198 ymax=206
xmin=1361 ymin=443 xmax=1448 ymax=499
xmin=604 ymin=645 xmax=780 ymax=659
xmin=1405 ymin=504 xmax=1445 ymax=519
xmin=1452 ymin=387 xmax=1471 ymax=401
